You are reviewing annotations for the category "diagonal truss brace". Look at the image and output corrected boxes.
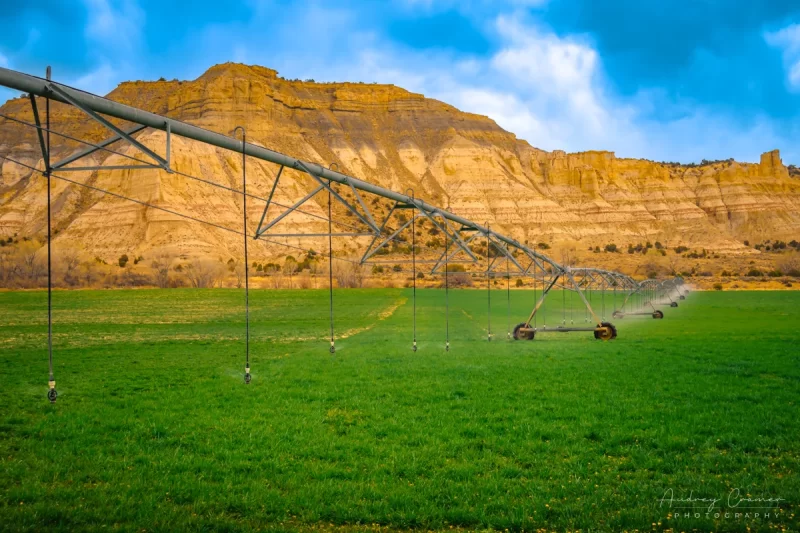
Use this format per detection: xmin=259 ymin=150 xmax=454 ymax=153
xmin=28 ymin=94 xmax=48 ymax=172
xmin=430 ymin=228 xmax=481 ymax=274
xmin=295 ymin=160 xmax=380 ymax=235
xmin=361 ymin=212 xmax=420 ymax=263
xmin=45 ymin=83 xmax=170 ymax=172
xmin=254 ymin=184 xmax=325 ymax=237
xmin=52 ymin=124 xmax=147 ymax=169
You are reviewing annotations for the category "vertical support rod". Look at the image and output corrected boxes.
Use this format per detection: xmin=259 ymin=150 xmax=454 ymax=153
xmin=506 ymin=245 xmax=511 ymax=340
xmin=443 ymin=215 xmax=450 ymax=352
xmin=408 ymin=189 xmax=417 ymax=352
xmin=45 ymin=66 xmax=56 ymax=404
xmin=234 ymin=127 xmax=251 ymax=384
xmin=328 ymin=179 xmax=335 ymax=354
xmin=486 ymin=224 xmax=491 ymax=341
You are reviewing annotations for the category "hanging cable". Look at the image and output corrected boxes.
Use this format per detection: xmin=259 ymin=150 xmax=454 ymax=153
xmin=43 ymin=67 xmax=56 ymax=403
xmin=0 ymin=154 xmax=372 ymax=273
xmin=327 ymin=168 xmax=336 ymax=354
xmin=0 ymin=113 xmax=367 ymax=233
xmin=570 ymin=283 xmax=574 ymax=324
xmin=601 ymin=278 xmax=606 ymax=321
xmin=506 ymin=246 xmax=511 ymax=340
xmin=486 ymin=224 xmax=491 ymax=342
xmin=533 ymin=264 xmax=538 ymax=329
xmin=408 ymin=189 xmax=417 ymax=352
xmin=443 ymin=216 xmax=450 ymax=352
xmin=542 ymin=266 xmax=547 ymax=329
xmin=234 ymin=127 xmax=251 ymax=384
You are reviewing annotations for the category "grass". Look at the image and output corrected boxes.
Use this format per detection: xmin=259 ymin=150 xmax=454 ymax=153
xmin=0 ymin=288 xmax=798 ymax=532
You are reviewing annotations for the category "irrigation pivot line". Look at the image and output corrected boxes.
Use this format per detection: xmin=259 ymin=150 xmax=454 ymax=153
xmin=0 ymin=64 xmax=684 ymax=394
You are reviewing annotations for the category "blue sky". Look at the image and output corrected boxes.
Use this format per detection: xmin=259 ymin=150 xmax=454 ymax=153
xmin=1 ymin=0 xmax=799 ymax=164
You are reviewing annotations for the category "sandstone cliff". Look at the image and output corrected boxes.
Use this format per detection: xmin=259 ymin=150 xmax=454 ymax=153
xmin=1 ymin=62 xmax=798 ymax=265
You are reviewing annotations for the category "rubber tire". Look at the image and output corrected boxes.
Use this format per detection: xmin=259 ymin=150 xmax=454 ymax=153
xmin=594 ymin=322 xmax=617 ymax=341
xmin=679 ymin=295 xmax=686 ymax=300
xmin=513 ymin=322 xmax=535 ymax=341
xmin=670 ymin=301 xmax=678 ymax=308
xmin=612 ymin=310 xmax=624 ymax=319
xmin=652 ymin=310 xmax=664 ymax=319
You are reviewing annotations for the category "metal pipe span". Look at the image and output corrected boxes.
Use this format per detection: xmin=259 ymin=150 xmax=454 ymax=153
xmin=0 ymin=66 xmax=563 ymax=269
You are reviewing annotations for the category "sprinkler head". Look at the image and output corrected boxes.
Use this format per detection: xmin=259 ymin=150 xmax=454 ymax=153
xmin=445 ymin=342 xmax=450 ymax=352
xmin=47 ymin=381 xmax=57 ymax=403
xmin=412 ymin=341 xmax=417 ymax=352
xmin=244 ymin=365 xmax=251 ymax=384
xmin=329 ymin=341 xmax=336 ymax=354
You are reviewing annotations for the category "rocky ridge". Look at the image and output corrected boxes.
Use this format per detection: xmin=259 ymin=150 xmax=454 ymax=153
xmin=1 ymin=62 xmax=798 ymax=265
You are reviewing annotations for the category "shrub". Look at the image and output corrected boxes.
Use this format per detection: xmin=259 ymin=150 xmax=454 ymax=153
xmin=416 ymin=271 xmax=425 ymax=279
xmin=674 ymin=246 xmax=689 ymax=254
xmin=746 ymin=268 xmax=763 ymax=277
xmin=515 ymin=279 xmax=523 ymax=287
xmin=537 ymin=242 xmax=550 ymax=250
xmin=445 ymin=272 xmax=472 ymax=288
xmin=768 ymin=270 xmax=783 ymax=277
xmin=118 ymin=254 xmax=129 ymax=268
xmin=713 ymin=283 xmax=723 ymax=291
xmin=392 ymin=264 xmax=402 ymax=272
xmin=604 ymin=243 xmax=617 ymax=253
xmin=371 ymin=265 xmax=384 ymax=274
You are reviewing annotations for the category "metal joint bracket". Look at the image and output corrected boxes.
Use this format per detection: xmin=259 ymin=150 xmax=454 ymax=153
xmin=46 ymin=83 xmax=170 ymax=172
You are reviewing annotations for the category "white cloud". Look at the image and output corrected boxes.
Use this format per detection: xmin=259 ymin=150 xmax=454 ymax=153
xmin=71 ymin=63 xmax=120 ymax=96
xmin=256 ymin=10 xmax=797 ymax=164
xmin=83 ymin=0 xmax=144 ymax=51
xmin=765 ymin=24 xmax=800 ymax=91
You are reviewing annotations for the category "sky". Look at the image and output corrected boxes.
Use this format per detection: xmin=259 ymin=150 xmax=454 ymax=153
xmin=1 ymin=0 xmax=799 ymax=164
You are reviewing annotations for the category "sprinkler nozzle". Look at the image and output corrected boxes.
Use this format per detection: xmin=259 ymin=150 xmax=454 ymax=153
xmin=47 ymin=381 xmax=57 ymax=403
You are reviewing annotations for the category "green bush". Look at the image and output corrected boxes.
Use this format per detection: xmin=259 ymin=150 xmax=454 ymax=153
xmin=713 ymin=283 xmax=723 ymax=291
xmin=746 ymin=269 xmax=763 ymax=277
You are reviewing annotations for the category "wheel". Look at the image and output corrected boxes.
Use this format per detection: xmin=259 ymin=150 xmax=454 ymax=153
xmin=594 ymin=322 xmax=617 ymax=341
xmin=612 ymin=310 xmax=624 ymax=319
xmin=652 ymin=310 xmax=664 ymax=319
xmin=670 ymin=301 xmax=678 ymax=308
xmin=513 ymin=322 xmax=535 ymax=340
xmin=679 ymin=295 xmax=686 ymax=300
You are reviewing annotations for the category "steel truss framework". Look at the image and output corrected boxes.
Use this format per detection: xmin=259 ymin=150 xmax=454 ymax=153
xmin=0 ymin=66 xmax=687 ymax=400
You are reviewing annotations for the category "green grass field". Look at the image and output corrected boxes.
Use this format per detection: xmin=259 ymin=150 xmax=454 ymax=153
xmin=0 ymin=288 xmax=798 ymax=532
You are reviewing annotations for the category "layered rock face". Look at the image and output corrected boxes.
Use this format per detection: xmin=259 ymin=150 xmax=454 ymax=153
xmin=0 ymin=62 xmax=798 ymax=262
